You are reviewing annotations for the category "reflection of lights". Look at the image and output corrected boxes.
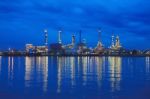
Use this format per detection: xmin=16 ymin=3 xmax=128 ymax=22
xmin=89 ymin=57 xmax=94 ymax=73
xmin=42 ymin=56 xmax=48 ymax=92
xmin=57 ymin=57 xmax=68 ymax=93
xmin=77 ymin=57 xmax=80 ymax=72
xmin=102 ymin=57 xmax=106 ymax=71
xmin=55 ymin=56 xmax=122 ymax=93
xmin=0 ymin=56 xmax=1 ymax=73
xmin=8 ymin=56 xmax=10 ymax=66
xmin=25 ymin=56 xmax=48 ymax=92
xmin=108 ymin=57 xmax=122 ymax=92
xmin=95 ymin=57 xmax=103 ymax=87
xmin=146 ymin=57 xmax=150 ymax=73
xmin=8 ymin=57 xmax=14 ymax=80
xmin=108 ymin=57 xmax=115 ymax=90
xmin=25 ymin=57 xmax=33 ymax=83
xmin=38 ymin=57 xmax=41 ymax=66
xmin=57 ymin=57 xmax=62 ymax=93
xmin=82 ymin=57 xmax=88 ymax=86
xmin=11 ymin=56 xmax=14 ymax=70
xmin=57 ymin=57 xmax=76 ymax=93
xmin=70 ymin=57 xmax=75 ymax=86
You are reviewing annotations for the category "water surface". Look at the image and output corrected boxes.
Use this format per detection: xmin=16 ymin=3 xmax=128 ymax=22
xmin=0 ymin=56 xmax=150 ymax=99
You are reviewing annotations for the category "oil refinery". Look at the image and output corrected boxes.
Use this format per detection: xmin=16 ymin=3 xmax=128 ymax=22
xmin=0 ymin=29 xmax=150 ymax=56
xmin=25 ymin=29 xmax=124 ymax=55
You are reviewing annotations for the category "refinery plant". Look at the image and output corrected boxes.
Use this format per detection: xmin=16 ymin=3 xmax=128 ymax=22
xmin=0 ymin=29 xmax=149 ymax=56
xmin=22 ymin=29 xmax=149 ymax=56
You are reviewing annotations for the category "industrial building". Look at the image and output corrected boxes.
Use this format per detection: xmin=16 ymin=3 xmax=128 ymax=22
xmin=25 ymin=29 xmax=48 ymax=54
xmin=0 ymin=28 xmax=148 ymax=56
xmin=110 ymin=35 xmax=122 ymax=50
xmin=23 ymin=28 xmax=150 ymax=56
xmin=49 ymin=30 xmax=64 ymax=55
xmin=94 ymin=30 xmax=105 ymax=54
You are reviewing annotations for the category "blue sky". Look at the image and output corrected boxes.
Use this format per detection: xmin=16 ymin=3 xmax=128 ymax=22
xmin=0 ymin=0 xmax=150 ymax=50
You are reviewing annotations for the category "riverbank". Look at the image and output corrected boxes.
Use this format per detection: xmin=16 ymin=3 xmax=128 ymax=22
xmin=0 ymin=52 xmax=149 ymax=57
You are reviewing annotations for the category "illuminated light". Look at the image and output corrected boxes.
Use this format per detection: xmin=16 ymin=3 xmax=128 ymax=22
xmin=25 ymin=57 xmax=34 ymax=87
xmin=77 ymin=57 xmax=80 ymax=72
xmin=8 ymin=57 xmax=14 ymax=80
xmin=108 ymin=57 xmax=122 ymax=92
xmin=70 ymin=57 xmax=75 ymax=86
xmin=11 ymin=57 xmax=14 ymax=70
xmin=108 ymin=57 xmax=115 ymax=90
xmin=8 ymin=57 xmax=10 ymax=80
xmin=95 ymin=57 xmax=103 ymax=87
xmin=102 ymin=57 xmax=106 ymax=71
xmin=8 ymin=56 xmax=10 ymax=67
xmin=44 ymin=29 xmax=48 ymax=47
xmin=25 ymin=57 xmax=31 ymax=79
xmin=42 ymin=56 xmax=48 ymax=92
xmin=11 ymin=57 xmax=14 ymax=80
xmin=58 ymin=30 xmax=62 ymax=44
xmin=0 ymin=56 xmax=2 ymax=74
xmin=57 ymin=57 xmax=62 ymax=93
xmin=25 ymin=56 xmax=48 ymax=92
xmin=36 ymin=57 xmax=41 ymax=66
xmin=146 ymin=57 xmax=150 ymax=73
xmin=44 ymin=29 xmax=48 ymax=33
xmin=57 ymin=57 xmax=67 ymax=92
xmin=82 ymin=57 xmax=88 ymax=86
xmin=89 ymin=57 xmax=94 ymax=73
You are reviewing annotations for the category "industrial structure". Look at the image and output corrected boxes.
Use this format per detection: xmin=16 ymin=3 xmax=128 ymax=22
xmin=25 ymin=29 xmax=48 ymax=54
xmin=94 ymin=29 xmax=104 ymax=54
xmin=22 ymin=29 xmax=150 ymax=56
xmin=0 ymin=28 xmax=145 ymax=56
xmin=110 ymin=35 xmax=122 ymax=50
xmin=0 ymin=28 xmax=149 ymax=56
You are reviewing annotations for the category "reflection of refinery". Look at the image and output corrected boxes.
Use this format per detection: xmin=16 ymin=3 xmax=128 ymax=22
xmin=25 ymin=56 xmax=48 ymax=92
xmin=55 ymin=56 xmax=122 ymax=93
xmin=108 ymin=57 xmax=122 ymax=92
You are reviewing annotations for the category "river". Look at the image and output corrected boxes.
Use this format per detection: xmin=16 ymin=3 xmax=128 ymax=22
xmin=0 ymin=56 xmax=150 ymax=99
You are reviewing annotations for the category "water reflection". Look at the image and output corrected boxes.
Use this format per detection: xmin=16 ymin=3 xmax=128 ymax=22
xmin=108 ymin=57 xmax=122 ymax=92
xmin=57 ymin=57 xmax=75 ymax=93
xmin=82 ymin=57 xmax=88 ymax=86
xmin=146 ymin=57 xmax=150 ymax=73
xmin=82 ymin=57 xmax=104 ymax=86
xmin=57 ymin=57 xmax=62 ymax=93
xmin=1 ymin=56 xmax=150 ymax=98
xmin=8 ymin=57 xmax=14 ymax=80
xmin=0 ymin=56 xmax=1 ymax=74
xmin=70 ymin=57 xmax=75 ymax=86
xmin=95 ymin=57 xmax=104 ymax=87
xmin=57 ymin=57 xmax=122 ymax=93
xmin=25 ymin=56 xmax=48 ymax=92
xmin=4 ymin=56 xmax=123 ymax=94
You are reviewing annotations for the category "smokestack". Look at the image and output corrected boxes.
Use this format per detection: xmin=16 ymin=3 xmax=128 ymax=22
xmin=44 ymin=29 xmax=48 ymax=46
xmin=111 ymin=35 xmax=115 ymax=47
xmin=115 ymin=35 xmax=120 ymax=47
xmin=72 ymin=35 xmax=75 ymax=45
xmin=98 ymin=29 xmax=101 ymax=42
xmin=58 ymin=30 xmax=62 ymax=44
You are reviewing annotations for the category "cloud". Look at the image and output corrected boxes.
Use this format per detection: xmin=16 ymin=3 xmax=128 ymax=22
xmin=0 ymin=0 xmax=150 ymax=49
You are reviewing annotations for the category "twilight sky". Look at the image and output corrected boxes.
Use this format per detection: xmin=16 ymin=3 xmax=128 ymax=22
xmin=0 ymin=0 xmax=150 ymax=50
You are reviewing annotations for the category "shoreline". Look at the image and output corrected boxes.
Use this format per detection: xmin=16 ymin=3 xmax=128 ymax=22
xmin=0 ymin=54 xmax=149 ymax=57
